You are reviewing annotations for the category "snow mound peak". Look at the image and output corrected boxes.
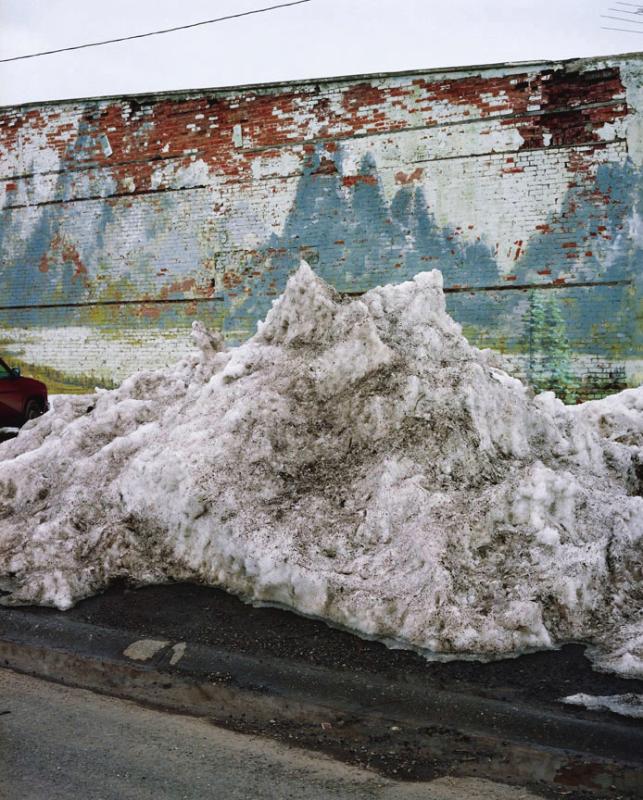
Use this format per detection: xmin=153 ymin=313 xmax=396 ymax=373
xmin=258 ymin=259 xmax=340 ymax=345
xmin=1 ymin=263 xmax=642 ymax=675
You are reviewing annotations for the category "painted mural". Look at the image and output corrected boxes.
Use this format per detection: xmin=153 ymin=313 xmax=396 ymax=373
xmin=0 ymin=55 xmax=641 ymax=397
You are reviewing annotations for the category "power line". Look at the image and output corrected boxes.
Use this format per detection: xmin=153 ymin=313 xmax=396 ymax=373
xmin=601 ymin=13 xmax=643 ymax=22
xmin=0 ymin=0 xmax=314 ymax=64
xmin=600 ymin=0 xmax=643 ymax=31
xmin=601 ymin=25 xmax=643 ymax=31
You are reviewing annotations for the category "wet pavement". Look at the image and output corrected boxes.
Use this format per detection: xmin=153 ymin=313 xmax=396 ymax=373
xmin=2 ymin=582 xmax=642 ymax=798
xmin=0 ymin=668 xmax=547 ymax=800
xmin=52 ymin=582 xmax=643 ymax=707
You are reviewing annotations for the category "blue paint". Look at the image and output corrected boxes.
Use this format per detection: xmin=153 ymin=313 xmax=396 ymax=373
xmin=222 ymin=144 xmax=502 ymax=338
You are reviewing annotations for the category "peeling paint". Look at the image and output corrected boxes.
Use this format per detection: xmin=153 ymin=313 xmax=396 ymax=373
xmin=0 ymin=55 xmax=641 ymax=398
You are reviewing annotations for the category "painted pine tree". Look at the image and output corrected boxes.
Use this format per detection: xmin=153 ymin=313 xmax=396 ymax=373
xmin=526 ymin=290 xmax=576 ymax=403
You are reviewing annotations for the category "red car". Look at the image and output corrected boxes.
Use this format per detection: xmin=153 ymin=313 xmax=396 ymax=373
xmin=0 ymin=358 xmax=49 ymax=427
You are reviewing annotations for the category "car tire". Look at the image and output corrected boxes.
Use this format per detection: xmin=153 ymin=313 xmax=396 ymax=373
xmin=23 ymin=399 xmax=44 ymax=425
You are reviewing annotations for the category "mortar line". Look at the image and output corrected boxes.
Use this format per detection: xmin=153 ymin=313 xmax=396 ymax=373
xmin=0 ymin=278 xmax=631 ymax=313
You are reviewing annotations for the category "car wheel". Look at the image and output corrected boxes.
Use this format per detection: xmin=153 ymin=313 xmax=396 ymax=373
xmin=23 ymin=399 xmax=44 ymax=424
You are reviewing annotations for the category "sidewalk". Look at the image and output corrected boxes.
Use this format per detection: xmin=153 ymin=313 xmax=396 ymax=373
xmin=1 ymin=582 xmax=642 ymax=798
xmin=0 ymin=668 xmax=547 ymax=800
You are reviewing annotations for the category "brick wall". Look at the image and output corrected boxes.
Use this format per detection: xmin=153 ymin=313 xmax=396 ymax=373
xmin=0 ymin=54 xmax=641 ymax=395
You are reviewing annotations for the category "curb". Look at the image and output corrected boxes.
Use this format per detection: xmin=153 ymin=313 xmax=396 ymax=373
xmin=1 ymin=605 xmax=643 ymax=797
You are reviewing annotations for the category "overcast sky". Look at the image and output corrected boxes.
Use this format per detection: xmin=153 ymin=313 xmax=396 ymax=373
xmin=0 ymin=0 xmax=641 ymax=107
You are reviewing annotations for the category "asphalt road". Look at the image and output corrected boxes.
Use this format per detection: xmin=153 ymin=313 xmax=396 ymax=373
xmin=0 ymin=669 xmax=544 ymax=800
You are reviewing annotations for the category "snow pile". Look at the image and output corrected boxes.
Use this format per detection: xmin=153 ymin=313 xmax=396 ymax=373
xmin=561 ymin=693 xmax=643 ymax=719
xmin=0 ymin=262 xmax=642 ymax=674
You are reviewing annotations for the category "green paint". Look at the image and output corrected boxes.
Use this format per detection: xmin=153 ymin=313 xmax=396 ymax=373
xmin=524 ymin=291 xmax=576 ymax=403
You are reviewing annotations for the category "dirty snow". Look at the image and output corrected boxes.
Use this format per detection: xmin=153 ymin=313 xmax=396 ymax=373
xmin=561 ymin=693 xmax=643 ymax=719
xmin=0 ymin=263 xmax=641 ymax=674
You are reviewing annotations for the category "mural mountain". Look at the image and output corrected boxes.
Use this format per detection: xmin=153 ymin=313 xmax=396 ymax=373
xmin=0 ymin=141 xmax=639 ymax=398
